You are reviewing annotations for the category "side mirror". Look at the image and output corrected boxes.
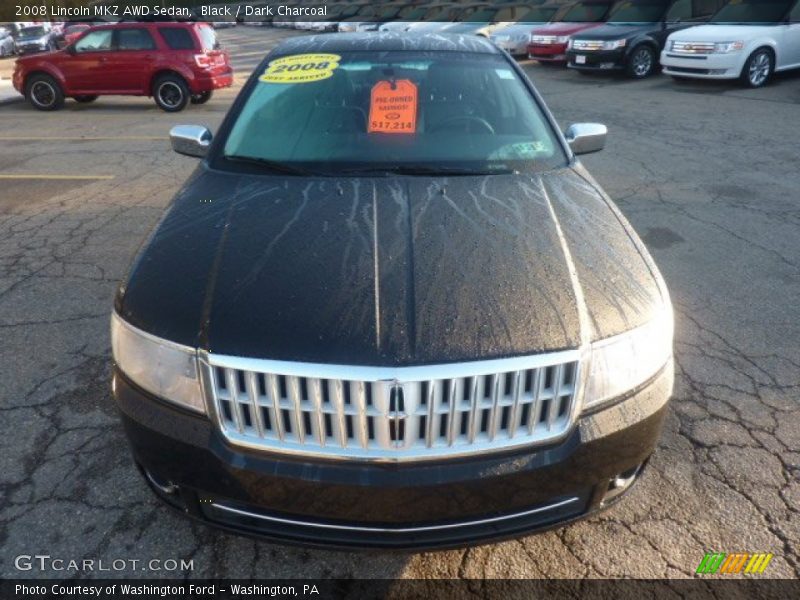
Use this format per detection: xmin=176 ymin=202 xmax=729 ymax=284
xmin=565 ymin=123 xmax=607 ymax=155
xmin=170 ymin=125 xmax=212 ymax=158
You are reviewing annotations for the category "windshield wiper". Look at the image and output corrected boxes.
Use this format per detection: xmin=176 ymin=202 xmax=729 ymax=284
xmin=337 ymin=165 xmax=517 ymax=177
xmin=225 ymin=155 xmax=317 ymax=176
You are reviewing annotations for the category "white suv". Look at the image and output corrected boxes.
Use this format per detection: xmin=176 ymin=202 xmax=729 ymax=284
xmin=661 ymin=0 xmax=800 ymax=87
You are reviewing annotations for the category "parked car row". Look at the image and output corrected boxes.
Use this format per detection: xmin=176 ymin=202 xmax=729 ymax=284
xmin=237 ymin=0 xmax=800 ymax=88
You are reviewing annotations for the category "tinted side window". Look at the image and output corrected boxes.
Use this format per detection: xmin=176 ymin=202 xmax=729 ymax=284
xmin=665 ymin=0 xmax=691 ymax=21
xmin=74 ymin=30 xmax=113 ymax=53
xmin=692 ymin=0 xmax=722 ymax=18
xmin=117 ymin=28 xmax=156 ymax=51
xmin=790 ymin=0 xmax=800 ymax=21
xmin=159 ymin=28 xmax=195 ymax=50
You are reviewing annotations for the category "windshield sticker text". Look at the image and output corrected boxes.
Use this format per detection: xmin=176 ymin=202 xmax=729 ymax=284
xmin=259 ymin=54 xmax=340 ymax=84
xmin=368 ymin=80 xmax=418 ymax=135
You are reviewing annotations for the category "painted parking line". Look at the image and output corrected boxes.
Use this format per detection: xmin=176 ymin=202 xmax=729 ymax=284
xmin=0 ymin=174 xmax=115 ymax=180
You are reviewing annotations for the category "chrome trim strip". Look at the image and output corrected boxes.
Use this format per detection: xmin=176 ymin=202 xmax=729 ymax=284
xmin=202 ymin=350 xmax=581 ymax=382
xmin=209 ymin=496 xmax=581 ymax=534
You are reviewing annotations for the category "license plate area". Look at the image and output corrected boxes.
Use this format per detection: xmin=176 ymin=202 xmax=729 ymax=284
xmin=576 ymin=55 xmax=587 ymax=64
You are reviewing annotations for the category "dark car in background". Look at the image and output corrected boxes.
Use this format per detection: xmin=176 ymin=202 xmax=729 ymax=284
xmin=51 ymin=23 xmax=94 ymax=49
xmin=13 ymin=24 xmax=55 ymax=55
xmin=528 ymin=0 xmax=618 ymax=63
xmin=111 ymin=33 xmax=674 ymax=549
xmin=566 ymin=0 xmax=725 ymax=77
xmin=13 ymin=21 xmax=233 ymax=112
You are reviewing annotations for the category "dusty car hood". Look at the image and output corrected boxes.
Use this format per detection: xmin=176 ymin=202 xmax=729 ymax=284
xmin=571 ymin=23 xmax=655 ymax=40
xmin=118 ymin=167 xmax=663 ymax=365
xmin=530 ymin=22 xmax=605 ymax=36
xmin=491 ymin=23 xmax=545 ymax=38
xmin=668 ymin=24 xmax=783 ymax=42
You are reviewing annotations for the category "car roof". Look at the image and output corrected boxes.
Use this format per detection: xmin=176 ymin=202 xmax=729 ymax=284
xmin=272 ymin=32 xmax=500 ymax=56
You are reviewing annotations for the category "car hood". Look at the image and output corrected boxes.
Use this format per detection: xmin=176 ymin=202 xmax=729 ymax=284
xmin=571 ymin=23 xmax=655 ymax=39
xmin=118 ymin=166 xmax=663 ymax=366
xmin=530 ymin=22 xmax=605 ymax=36
xmin=491 ymin=23 xmax=543 ymax=37
xmin=668 ymin=23 xmax=781 ymax=42
xmin=439 ymin=22 xmax=490 ymax=34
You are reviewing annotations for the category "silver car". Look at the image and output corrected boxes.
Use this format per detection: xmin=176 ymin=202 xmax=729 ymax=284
xmin=0 ymin=28 xmax=15 ymax=58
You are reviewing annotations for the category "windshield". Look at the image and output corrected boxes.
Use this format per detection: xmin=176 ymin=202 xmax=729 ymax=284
xmin=20 ymin=26 xmax=47 ymax=37
xmin=398 ymin=7 xmax=428 ymax=19
xmin=65 ymin=24 xmax=89 ymax=33
xmin=220 ymin=51 xmax=566 ymax=176
xmin=608 ymin=0 xmax=668 ymax=23
xmin=560 ymin=1 xmax=613 ymax=22
xmin=517 ymin=7 xmax=561 ymax=22
xmin=711 ymin=0 xmax=792 ymax=23
xmin=465 ymin=9 xmax=497 ymax=23
xmin=197 ymin=25 xmax=218 ymax=51
xmin=377 ymin=6 xmax=402 ymax=19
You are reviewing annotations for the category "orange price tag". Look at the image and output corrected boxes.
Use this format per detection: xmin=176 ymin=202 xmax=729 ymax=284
xmin=368 ymin=79 xmax=418 ymax=135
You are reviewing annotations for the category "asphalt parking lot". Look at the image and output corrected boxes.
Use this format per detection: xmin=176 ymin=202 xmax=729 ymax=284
xmin=1 ymin=26 xmax=798 ymax=579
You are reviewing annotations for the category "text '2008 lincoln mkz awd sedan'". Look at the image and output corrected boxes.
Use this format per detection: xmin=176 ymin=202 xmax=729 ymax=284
xmin=111 ymin=33 xmax=674 ymax=550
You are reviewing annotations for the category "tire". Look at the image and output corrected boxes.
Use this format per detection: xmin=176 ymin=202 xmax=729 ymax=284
xmin=74 ymin=95 xmax=98 ymax=103
xmin=190 ymin=90 xmax=213 ymax=105
xmin=626 ymin=45 xmax=656 ymax=79
xmin=153 ymin=74 xmax=190 ymax=113
xmin=26 ymin=73 xmax=64 ymax=111
xmin=740 ymin=48 xmax=773 ymax=88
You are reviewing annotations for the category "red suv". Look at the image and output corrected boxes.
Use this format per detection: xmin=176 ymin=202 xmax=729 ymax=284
xmin=13 ymin=21 xmax=233 ymax=112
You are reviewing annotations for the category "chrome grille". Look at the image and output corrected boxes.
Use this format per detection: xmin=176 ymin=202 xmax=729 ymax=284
xmin=571 ymin=40 xmax=605 ymax=51
xmin=670 ymin=41 xmax=715 ymax=54
xmin=202 ymin=352 xmax=581 ymax=461
xmin=531 ymin=35 xmax=557 ymax=44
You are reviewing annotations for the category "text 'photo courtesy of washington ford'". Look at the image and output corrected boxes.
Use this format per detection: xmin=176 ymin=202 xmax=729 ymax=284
xmin=110 ymin=32 xmax=674 ymax=550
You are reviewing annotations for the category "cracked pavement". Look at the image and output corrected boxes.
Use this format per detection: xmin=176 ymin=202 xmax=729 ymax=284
xmin=0 ymin=28 xmax=797 ymax=579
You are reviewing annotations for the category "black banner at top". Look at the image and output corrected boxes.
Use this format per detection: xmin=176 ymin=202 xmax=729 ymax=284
xmin=5 ymin=0 xmax=499 ymax=24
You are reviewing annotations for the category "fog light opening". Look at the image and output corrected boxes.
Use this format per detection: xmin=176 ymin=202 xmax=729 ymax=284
xmin=601 ymin=463 xmax=643 ymax=506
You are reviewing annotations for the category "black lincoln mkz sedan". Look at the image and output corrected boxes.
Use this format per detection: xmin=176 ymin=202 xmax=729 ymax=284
xmin=112 ymin=33 xmax=674 ymax=549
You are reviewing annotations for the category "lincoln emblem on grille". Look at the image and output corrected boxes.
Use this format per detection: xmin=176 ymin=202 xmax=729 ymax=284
xmin=388 ymin=382 xmax=407 ymax=447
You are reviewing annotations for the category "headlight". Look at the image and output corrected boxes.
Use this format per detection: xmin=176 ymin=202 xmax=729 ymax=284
xmin=556 ymin=35 xmax=570 ymax=43
xmin=714 ymin=41 xmax=744 ymax=54
xmin=603 ymin=39 xmax=626 ymax=50
xmin=111 ymin=312 xmax=204 ymax=413
xmin=583 ymin=305 xmax=673 ymax=411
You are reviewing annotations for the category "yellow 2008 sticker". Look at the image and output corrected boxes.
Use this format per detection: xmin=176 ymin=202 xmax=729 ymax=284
xmin=259 ymin=53 xmax=341 ymax=84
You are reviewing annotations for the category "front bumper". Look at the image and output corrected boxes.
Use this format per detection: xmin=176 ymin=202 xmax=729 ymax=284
xmin=527 ymin=43 xmax=569 ymax=62
xmin=660 ymin=51 xmax=744 ymax=79
xmin=15 ymin=45 xmax=48 ymax=55
xmin=566 ymin=48 xmax=626 ymax=71
xmin=114 ymin=360 xmax=673 ymax=550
